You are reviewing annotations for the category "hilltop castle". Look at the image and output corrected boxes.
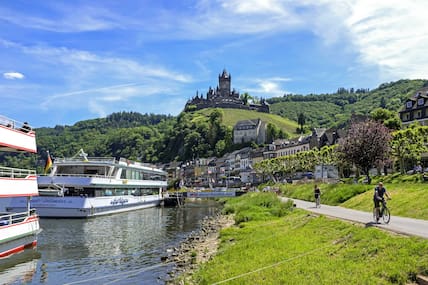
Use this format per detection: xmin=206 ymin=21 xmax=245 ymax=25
xmin=185 ymin=69 xmax=269 ymax=113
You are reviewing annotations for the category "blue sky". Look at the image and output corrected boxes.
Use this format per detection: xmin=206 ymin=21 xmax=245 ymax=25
xmin=1 ymin=0 xmax=427 ymax=128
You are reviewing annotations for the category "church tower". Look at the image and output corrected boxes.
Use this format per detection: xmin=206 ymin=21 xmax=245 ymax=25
xmin=218 ymin=69 xmax=231 ymax=97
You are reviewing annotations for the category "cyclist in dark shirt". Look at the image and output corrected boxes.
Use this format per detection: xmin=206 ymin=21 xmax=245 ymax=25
xmin=373 ymin=182 xmax=390 ymax=218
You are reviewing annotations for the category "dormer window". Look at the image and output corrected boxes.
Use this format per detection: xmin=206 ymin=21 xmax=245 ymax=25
xmin=418 ymin=98 xmax=424 ymax=106
xmin=406 ymin=101 xmax=413 ymax=108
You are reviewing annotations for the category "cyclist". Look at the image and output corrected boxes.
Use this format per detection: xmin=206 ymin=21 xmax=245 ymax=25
xmin=373 ymin=182 xmax=390 ymax=222
xmin=314 ymin=184 xmax=321 ymax=208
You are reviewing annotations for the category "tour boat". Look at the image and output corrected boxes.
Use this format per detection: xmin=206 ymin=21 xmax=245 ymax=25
xmin=0 ymin=116 xmax=40 ymax=258
xmin=8 ymin=149 xmax=168 ymax=218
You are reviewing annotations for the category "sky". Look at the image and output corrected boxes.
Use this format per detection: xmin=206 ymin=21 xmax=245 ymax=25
xmin=1 ymin=0 xmax=427 ymax=128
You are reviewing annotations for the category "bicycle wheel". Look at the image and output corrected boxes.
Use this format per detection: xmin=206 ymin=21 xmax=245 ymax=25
xmin=373 ymin=208 xmax=378 ymax=222
xmin=382 ymin=207 xmax=390 ymax=224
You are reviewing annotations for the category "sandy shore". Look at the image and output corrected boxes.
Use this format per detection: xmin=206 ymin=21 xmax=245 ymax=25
xmin=164 ymin=212 xmax=235 ymax=284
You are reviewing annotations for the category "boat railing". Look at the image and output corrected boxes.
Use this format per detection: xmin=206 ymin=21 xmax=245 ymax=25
xmin=54 ymin=157 xmax=117 ymax=163
xmin=0 ymin=210 xmax=35 ymax=226
xmin=42 ymin=173 xmax=115 ymax=179
xmin=0 ymin=166 xmax=36 ymax=178
xmin=0 ymin=115 xmax=34 ymax=134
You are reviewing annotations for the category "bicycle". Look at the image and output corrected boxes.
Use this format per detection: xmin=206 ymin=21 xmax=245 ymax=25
xmin=373 ymin=199 xmax=390 ymax=224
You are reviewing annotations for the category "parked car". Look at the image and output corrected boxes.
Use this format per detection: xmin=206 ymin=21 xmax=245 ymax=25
xmin=302 ymin=172 xmax=313 ymax=179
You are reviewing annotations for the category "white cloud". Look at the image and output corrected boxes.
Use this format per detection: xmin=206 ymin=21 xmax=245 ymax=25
xmin=343 ymin=0 xmax=428 ymax=79
xmin=0 ymin=4 xmax=122 ymax=32
xmin=3 ymin=72 xmax=25 ymax=79
xmin=20 ymin=44 xmax=192 ymax=83
xmin=0 ymin=40 xmax=193 ymax=110
xmin=244 ymin=76 xmax=291 ymax=97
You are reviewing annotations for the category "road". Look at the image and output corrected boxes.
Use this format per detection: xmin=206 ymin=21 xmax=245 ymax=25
xmin=281 ymin=197 xmax=428 ymax=239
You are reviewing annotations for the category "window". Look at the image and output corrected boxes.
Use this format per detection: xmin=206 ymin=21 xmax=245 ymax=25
xmin=418 ymin=98 xmax=424 ymax=106
xmin=406 ymin=101 xmax=413 ymax=108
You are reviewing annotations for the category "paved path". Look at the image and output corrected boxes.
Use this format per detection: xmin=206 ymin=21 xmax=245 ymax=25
xmin=281 ymin=197 xmax=428 ymax=239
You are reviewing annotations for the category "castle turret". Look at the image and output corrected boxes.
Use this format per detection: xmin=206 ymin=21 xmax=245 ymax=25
xmin=219 ymin=69 xmax=231 ymax=97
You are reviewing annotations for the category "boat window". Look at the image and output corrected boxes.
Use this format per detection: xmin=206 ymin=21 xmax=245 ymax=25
xmin=141 ymin=188 xmax=160 ymax=195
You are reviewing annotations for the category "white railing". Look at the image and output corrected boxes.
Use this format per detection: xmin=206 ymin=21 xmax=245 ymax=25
xmin=54 ymin=157 xmax=116 ymax=163
xmin=0 ymin=166 xmax=36 ymax=178
xmin=0 ymin=115 xmax=33 ymax=134
xmin=45 ymin=173 xmax=115 ymax=178
xmin=0 ymin=210 xmax=35 ymax=226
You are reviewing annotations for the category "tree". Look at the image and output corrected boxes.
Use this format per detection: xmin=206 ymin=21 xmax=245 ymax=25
xmin=297 ymin=113 xmax=305 ymax=134
xmin=240 ymin=92 xmax=251 ymax=105
xmin=390 ymin=124 xmax=428 ymax=173
xmin=370 ymin=108 xmax=401 ymax=130
xmin=337 ymin=120 xmax=391 ymax=182
xmin=266 ymin=123 xmax=280 ymax=143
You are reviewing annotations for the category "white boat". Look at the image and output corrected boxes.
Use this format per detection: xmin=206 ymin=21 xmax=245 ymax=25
xmin=0 ymin=116 xmax=40 ymax=258
xmin=8 ymin=149 xmax=168 ymax=218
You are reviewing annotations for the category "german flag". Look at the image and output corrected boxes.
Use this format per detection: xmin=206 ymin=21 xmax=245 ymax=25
xmin=44 ymin=151 xmax=53 ymax=174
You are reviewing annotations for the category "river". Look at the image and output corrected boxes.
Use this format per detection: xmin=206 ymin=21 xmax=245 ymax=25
xmin=0 ymin=200 xmax=222 ymax=285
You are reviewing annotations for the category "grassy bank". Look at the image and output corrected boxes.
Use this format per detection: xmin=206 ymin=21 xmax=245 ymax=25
xmin=186 ymin=192 xmax=428 ymax=285
xmin=277 ymin=180 xmax=428 ymax=220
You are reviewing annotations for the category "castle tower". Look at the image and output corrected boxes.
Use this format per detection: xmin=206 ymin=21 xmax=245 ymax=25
xmin=218 ymin=69 xmax=231 ymax=97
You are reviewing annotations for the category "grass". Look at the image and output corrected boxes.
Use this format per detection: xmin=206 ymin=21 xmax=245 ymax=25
xmin=275 ymin=177 xmax=428 ymax=220
xmin=278 ymin=182 xmax=370 ymax=205
xmin=188 ymin=193 xmax=428 ymax=284
xmin=197 ymin=108 xmax=300 ymax=136
xmin=341 ymin=183 xmax=428 ymax=219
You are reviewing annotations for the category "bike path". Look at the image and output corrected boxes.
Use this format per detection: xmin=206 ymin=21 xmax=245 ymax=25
xmin=281 ymin=197 xmax=428 ymax=239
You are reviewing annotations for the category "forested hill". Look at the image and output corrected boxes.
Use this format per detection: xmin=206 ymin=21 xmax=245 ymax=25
xmin=35 ymin=112 xmax=176 ymax=163
xmin=3 ymin=79 xmax=426 ymax=171
xmin=268 ymin=79 xmax=428 ymax=129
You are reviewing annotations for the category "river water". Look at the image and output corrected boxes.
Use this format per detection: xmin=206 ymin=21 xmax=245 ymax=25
xmin=0 ymin=200 xmax=222 ymax=285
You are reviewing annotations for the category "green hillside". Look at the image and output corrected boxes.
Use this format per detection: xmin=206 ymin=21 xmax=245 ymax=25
xmin=268 ymin=79 xmax=428 ymax=129
xmin=197 ymin=108 xmax=299 ymax=135
xmin=4 ymin=79 xmax=427 ymax=170
xmin=269 ymin=101 xmax=343 ymax=130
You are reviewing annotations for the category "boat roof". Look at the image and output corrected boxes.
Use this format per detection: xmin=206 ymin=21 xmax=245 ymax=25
xmin=53 ymin=156 xmax=166 ymax=174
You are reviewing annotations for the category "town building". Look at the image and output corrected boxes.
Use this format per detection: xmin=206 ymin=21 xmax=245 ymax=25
xmin=264 ymin=136 xmax=311 ymax=159
xmin=233 ymin=119 xmax=267 ymax=144
xmin=399 ymin=86 xmax=428 ymax=127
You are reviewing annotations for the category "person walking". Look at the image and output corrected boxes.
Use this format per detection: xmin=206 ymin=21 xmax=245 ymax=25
xmin=314 ymin=184 xmax=321 ymax=208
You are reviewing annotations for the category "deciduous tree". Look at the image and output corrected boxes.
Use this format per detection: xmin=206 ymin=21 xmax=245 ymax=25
xmin=390 ymin=124 xmax=428 ymax=173
xmin=337 ymin=120 xmax=391 ymax=182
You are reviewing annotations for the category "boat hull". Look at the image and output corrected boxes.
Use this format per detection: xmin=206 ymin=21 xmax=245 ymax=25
xmin=0 ymin=215 xmax=39 ymax=258
xmin=8 ymin=195 xmax=163 ymax=218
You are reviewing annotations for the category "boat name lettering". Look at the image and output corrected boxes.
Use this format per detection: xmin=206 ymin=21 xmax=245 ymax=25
xmin=110 ymin=198 xmax=128 ymax=205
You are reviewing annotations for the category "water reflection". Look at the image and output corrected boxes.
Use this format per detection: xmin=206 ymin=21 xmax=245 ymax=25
xmin=0 ymin=249 xmax=40 ymax=285
xmin=1 ymin=200 xmax=221 ymax=284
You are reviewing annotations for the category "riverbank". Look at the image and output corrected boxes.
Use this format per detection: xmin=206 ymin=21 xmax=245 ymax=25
xmin=180 ymin=192 xmax=428 ymax=284
xmin=165 ymin=212 xmax=235 ymax=284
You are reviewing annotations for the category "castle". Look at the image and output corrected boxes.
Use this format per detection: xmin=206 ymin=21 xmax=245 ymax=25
xmin=185 ymin=69 xmax=270 ymax=113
